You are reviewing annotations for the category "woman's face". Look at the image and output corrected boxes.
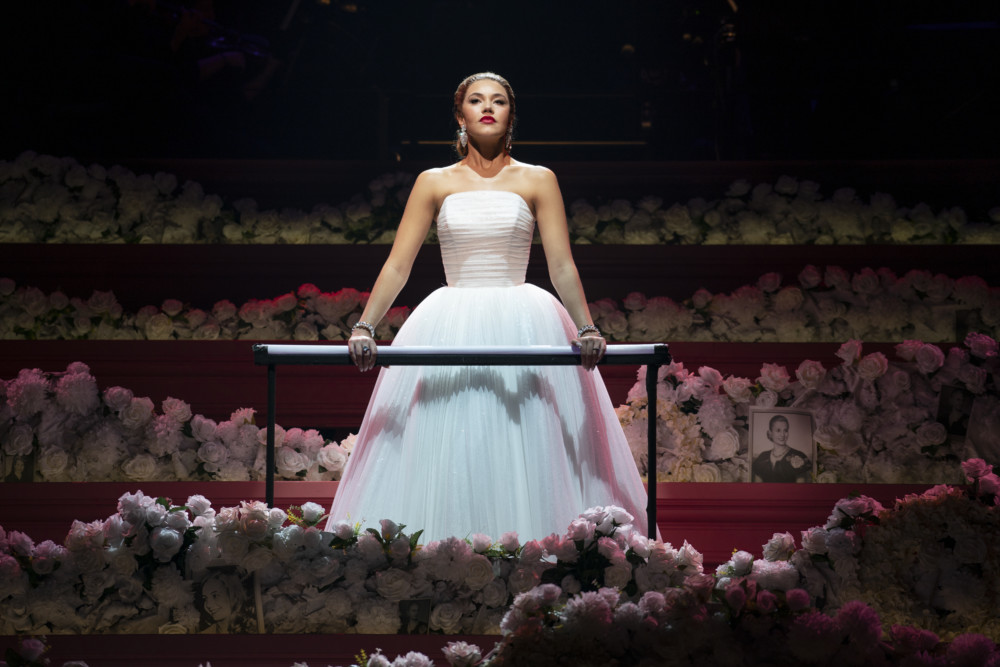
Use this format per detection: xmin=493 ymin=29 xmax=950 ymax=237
xmin=768 ymin=420 xmax=789 ymax=447
xmin=202 ymin=578 xmax=234 ymax=621
xmin=456 ymin=79 xmax=511 ymax=145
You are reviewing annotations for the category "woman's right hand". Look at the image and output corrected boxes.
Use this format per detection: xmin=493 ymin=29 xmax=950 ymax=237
xmin=348 ymin=334 xmax=377 ymax=372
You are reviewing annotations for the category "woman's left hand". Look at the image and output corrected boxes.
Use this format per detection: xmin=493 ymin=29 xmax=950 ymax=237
xmin=572 ymin=333 xmax=606 ymax=371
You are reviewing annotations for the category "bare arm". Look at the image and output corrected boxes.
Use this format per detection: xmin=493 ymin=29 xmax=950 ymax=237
xmin=349 ymin=171 xmax=437 ymax=370
xmin=532 ymin=167 xmax=605 ymax=369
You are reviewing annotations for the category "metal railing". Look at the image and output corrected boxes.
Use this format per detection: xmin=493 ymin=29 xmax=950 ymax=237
xmin=253 ymin=343 xmax=671 ymax=538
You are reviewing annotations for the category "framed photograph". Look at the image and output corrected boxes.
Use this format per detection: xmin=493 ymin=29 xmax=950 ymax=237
xmin=937 ymin=384 xmax=975 ymax=437
xmin=748 ymin=407 xmax=816 ymax=483
xmin=195 ymin=566 xmax=263 ymax=634
xmin=2 ymin=452 xmax=34 ymax=483
xmin=966 ymin=396 xmax=1000 ymax=462
xmin=398 ymin=598 xmax=431 ymax=635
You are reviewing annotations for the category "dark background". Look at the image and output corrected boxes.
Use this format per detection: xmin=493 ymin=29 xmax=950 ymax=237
xmin=2 ymin=0 xmax=998 ymax=163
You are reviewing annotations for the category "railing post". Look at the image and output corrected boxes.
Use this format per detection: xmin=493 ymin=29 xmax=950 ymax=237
xmin=646 ymin=363 xmax=659 ymax=539
xmin=266 ymin=363 xmax=276 ymax=508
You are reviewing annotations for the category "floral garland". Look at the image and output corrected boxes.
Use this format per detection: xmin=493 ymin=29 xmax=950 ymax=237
xmin=1 ymin=465 xmax=997 ymax=666
xmin=2 ymin=263 xmax=998 ymax=343
xmin=2 ymin=334 xmax=997 ymax=486
xmin=618 ymin=334 xmax=1000 ymax=484
xmin=2 ymin=151 xmax=999 ymax=245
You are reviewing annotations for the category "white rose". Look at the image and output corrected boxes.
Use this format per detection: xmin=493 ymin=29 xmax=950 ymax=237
xmin=36 ymin=446 xmax=70 ymax=479
xmin=915 ymin=422 xmax=948 ymax=447
xmin=705 ymin=428 xmax=740 ymax=461
xmin=464 ymin=554 xmax=495 ymax=591
xmin=122 ymin=454 xmax=158 ymax=481
xmin=120 ymin=397 xmax=154 ymax=429
xmin=793 ymin=360 xmax=826 ymax=391
xmin=4 ymin=422 xmax=34 ymax=456
xmin=430 ymin=602 xmax=465 ymax=634
xmin=161 ymin=397 xmax=192 ymax=423
xmin=374 ymin=568 xmax=413 ymax=601
xmin=692 ymin=463 xmax=722 ymax=483
xmin=144 ymin=313 xmax=174 ymax=340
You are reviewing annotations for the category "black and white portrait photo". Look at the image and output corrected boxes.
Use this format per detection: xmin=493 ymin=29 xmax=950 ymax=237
xmin=749 ymin=408 xmax=816 ymax=483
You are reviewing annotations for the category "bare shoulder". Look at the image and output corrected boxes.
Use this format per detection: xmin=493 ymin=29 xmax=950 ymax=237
xmin=410 ymin=167 xmax=452 ymax=204
xmin=510 ymin=160 xmax=557 ymax=183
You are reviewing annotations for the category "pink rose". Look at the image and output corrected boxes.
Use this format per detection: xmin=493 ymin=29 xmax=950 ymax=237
xmin=856 ymin=352 xmax=889 ymax=382
xmin=758 ymin=363 xmax=791 ymax=392
xmin=964 ymin=332 xmax=998 ymax=359
xmin=785 ymin=588 xmax=812 ymax=612
xmin=723 ymin=377 xmax=753 ymax=403
xmin=757 ymin=272 xmax=783 ymax=293
xmin=756 ymin=590 xmax=778 ymax=614
xmin=795 ymin=360 xmax=826 ymax=389
xmin=824 ymin=266 xmax=851 ymax=290
xmin=623 ymin=292 xmax=648 ymax=311
xmin=961 ymin=458 xmax=994 ymax=481
xmin=851 ymin=268 xmax=881 ymax=295
xmin=798 ymin=265 xmax=822 ymax=289
xmin=835 ymin=340 xmax=863 ymax=366
xmin=725 ymin=583 xmax=747 ymax=610
xmin=895 ymin=339 xmax=923 ymax=361
xmin=914 ymin=344 xmax=945 ymax=374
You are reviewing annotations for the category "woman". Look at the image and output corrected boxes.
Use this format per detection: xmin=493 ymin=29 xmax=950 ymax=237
xmin=752 ymin=415 xmax=812 ymax=483
xmin=326 ymin=72 xmax=650 ymax=542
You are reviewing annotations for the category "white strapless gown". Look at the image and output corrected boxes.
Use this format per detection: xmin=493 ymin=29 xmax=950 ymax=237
xmin=326 ymin=190 xmax=649 ymax=542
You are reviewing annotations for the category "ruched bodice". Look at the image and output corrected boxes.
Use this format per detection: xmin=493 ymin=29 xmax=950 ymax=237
xmin=438 ymin=190 xmax=534 ymax=287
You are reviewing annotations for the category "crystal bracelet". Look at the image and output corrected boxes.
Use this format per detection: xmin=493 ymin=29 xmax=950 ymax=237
xmin=351 ymin=321 xmax=376 ymax=338
xmin=577 ymin=324 xmax=601 ymax=337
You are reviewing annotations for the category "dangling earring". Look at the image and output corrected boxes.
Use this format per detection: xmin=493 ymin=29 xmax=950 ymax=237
xmin=458 ymin=126 xmax=468 ymax=148
xmin=505 ymin=127 xmax=513 ymax=153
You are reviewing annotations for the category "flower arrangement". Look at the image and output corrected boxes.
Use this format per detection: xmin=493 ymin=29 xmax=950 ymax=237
xmin=3 ymin=263 xmax=998 ymax=343
xmin=593 ymin=265 xmax=1000 ymax=343
xmin=2 ymin=467 xmax=998 ymax=665
xmin=373 ymin=461 xmax=996 ymax=666
xmin=0 ymin=498 xmax=704 ymax=637
xmin=3 ymin=333 xmax=997 ymax=486
xmin=618 ymin=334 xmax=1000 ymax=484
xmin=2 ymin=152 xmax=999 ymax=245
xmin=0 ymin=362 xmax=354 ymax=483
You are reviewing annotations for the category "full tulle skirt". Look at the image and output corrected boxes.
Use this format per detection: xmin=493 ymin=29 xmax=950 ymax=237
xmin=326 ymin=283 xmax=649 ymax=543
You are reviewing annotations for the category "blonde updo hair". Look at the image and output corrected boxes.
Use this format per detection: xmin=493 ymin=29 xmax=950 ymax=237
xmin=453 ymin=72 xmax=517 ymax=158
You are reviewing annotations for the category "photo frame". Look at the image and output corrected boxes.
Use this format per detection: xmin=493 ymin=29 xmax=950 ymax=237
xmin=748 ymin=407 xmax=816 ymax=483
xmin=937 ymin=384 xmax=975 ymax=437
xmin=195 ymin=566 xmax=263 ymax=634
xmin=2 ymin=452 xmax=35 ymax=483
xmin=966 ymin=396 xmax=1000 ymax=462
xmin=398 ymin=598 xmax=431 ymax=635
